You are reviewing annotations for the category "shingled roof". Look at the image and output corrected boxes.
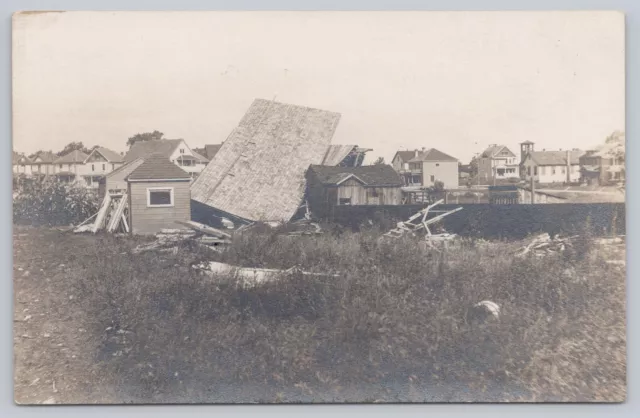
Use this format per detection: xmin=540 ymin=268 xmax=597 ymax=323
xmin=409 ymin=148 xmax=458 ymax=162
xmin=124 ymin=139 xmax=183 ymax=163
xmin=89 ymin=147 xmax=124 ymax=163
xmin=127 ymin=153 xmax=191 ymax=181
xmin=54 ymin=150 xmax=89 ymax=164
xmin=31 ymin=151 xmax=57 ymax=163
xmin=193 ymin=144 xmax=223 ymax=160
xmin=528 ymin=150 xmax=584 ymax=166
xmin=190 ymin=98 xmax=341 ymax=222
xmin=308 ymin=164 xmax=403 ymax=186
xmin=480 ymin=145 xmax=515 ymax=158
xmin=392 ymin=150 xmax=419 ymax=162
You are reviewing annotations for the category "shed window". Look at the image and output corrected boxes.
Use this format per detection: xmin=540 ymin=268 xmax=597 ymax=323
xmin=147 ymin=187 xmax=174 ymax=207
xmin=338 ymin=197 xmax=351 ymax=206
xmin=367 ymin=189 xmax=379 ymax=198
xmin=430 ymin=175 xmax=435 ymax=182
xmin=102 ymin=164 xmax=106 ymax=170
xmin=91 ymin=164 xmax=95 ymax=171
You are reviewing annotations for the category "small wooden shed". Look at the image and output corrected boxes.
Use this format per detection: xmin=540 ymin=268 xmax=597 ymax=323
xmin=305 ymin=164 xmax=403 ymax=218
xmin=126 ymin=153 xmax=192 ymax=235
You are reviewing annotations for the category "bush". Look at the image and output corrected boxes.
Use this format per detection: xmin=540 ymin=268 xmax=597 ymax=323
xmin=13 ymin=179 xmax=99 ymax=226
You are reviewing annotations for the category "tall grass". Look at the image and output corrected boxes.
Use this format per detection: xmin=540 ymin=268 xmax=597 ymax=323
xmin=70 ymin=229 xmax=625 ymax=403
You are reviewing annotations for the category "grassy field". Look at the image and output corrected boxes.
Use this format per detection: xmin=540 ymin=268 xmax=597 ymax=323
xmin=13 ymin=225 xmax=626 ymax=404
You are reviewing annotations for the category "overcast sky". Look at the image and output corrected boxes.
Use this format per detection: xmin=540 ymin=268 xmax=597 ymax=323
xmin=13 ymin=11 xmax=624 ymax=164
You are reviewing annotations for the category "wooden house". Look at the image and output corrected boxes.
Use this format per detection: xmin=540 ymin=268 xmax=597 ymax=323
xmin=125 ymin=153 xmax=192 ymax=235
xmin=305 ymin=164 xmax=403 ymax=218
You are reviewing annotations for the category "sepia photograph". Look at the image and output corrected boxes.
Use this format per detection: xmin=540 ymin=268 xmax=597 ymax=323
xmin=12 ymin=10 xmax=625 ymax=404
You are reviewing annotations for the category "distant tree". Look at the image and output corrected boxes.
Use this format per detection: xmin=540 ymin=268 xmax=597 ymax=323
xmin=468 ymin=156 xmax=479 ymax=177
xmin=428 ymin=180 xmax=445 ymax=193
xmin=605 ymin=131 xmax=625 ymax=160
xmin=372 ymin=157 xmax=385 ymax=165
xmin=127 ymin=130 xmax=164 ymax=147
xmin=56 ymin=142 xmax=90 ymax=157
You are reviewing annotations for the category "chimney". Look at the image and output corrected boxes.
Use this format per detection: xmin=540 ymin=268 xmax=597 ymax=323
xmin=566 ymin=149 xmax=571 ymax=183
xmin=414 ymin=149 xmax=419 ymax=157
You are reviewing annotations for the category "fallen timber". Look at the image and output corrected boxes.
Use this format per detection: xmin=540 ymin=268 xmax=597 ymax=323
xmin=193 ymin=261 xmax=341 ymax=287
xmin=382 ymin=199 xmax=463 ymax=241
xmin=132 ymin=221 xmax=232 ymax=254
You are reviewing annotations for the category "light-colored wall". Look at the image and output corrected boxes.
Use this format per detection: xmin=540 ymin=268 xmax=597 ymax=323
xmin=421 ymin=160 xmax=458 ymax=189
xmin=169 ymin=140 xmax=206 ymax=175
xmin=478 ymin=156 xmax=519 ymax=180
xmin=128 ymin=180 xmax=191 ymax=235
xmin=391 ymin=155 xmax=410 ymax=172
xmin=522 ymin=157 xmax=580 ymax=183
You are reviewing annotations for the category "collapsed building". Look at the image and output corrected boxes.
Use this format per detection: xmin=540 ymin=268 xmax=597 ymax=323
xmin=190 ymin=98 xmax=370 ymax=228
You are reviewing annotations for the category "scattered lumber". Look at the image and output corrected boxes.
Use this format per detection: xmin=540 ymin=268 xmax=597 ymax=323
xmin=174 ymin=220 xmax=232 ymax=239
xmin=382 ymin=199 xmax=462 ymax=241
xmin=287 ymin=219 xmax=323 ymax=236
xmin=193 ymin=261 xmax=340 ymax=287
xmin=515 ymin=233 xmax=577 ymax=258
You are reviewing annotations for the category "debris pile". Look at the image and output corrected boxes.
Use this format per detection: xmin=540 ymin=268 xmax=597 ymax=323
xmin=382 ymin=199 xmax=462 ymax=242
xmin=287 ymin=218 xmax=323 ymax=236
xmin=132 ymin=221 xmax=232 ymax=254
xmin=515 ymin=233 xmax=576 ymax=258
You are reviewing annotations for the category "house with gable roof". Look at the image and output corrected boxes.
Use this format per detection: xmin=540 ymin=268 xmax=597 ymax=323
xmin=521 ymin=145 xmax=584 ymax=184
xmin=52 ymin=150 xmax=89 ymax=184
xmin=124 ymin=139 xmax=209 ymax=178
xmin=305 ymin=164 xmax=403 ymax=217
xmin=477 ymin=144 xmax=520 ymax=182
xmin=392 ymin=148 xmax=459 ymax=189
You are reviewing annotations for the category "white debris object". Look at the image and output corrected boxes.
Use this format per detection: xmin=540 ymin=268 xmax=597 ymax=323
xmin=194 ymin=261 xmax=340 ymax=286
xmin=467 ymin=300 xmax=501 ymax=324
xmin=221 ymin=218 xmax=235 ymax=229
xmin=474 ymin=300 xmax=500 ymax=317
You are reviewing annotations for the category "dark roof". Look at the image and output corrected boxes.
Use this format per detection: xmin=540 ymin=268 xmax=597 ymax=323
xmin=480 ymin=145 xmax=515 ymax=159
xmin=409 ymin=148 xmax=458 ymax=162
xmin=308 ymin=164 xmax=403 ymax=186
xmin=124 ymin=139 xmax=183 ymax=163
xmin=127 ymin=153 xmax=191 ymax=181
xmin=91 ymin=147 xmax=124 ymax=162
xmin=527 ymin=150 xmax=584 ymax=166
xmin=392 ymin=150 xmax=419 ymax=162
xmin=196 ymin=144 xmax=223 ymax=160
xmin=31 ymin=151 xmax=57 ymax=163
xmin=54 ymin=150 xmax=89 ymax=164
xmin=13 ymin=152 xmax=29 ymax=164
xmin=520 ymin=140 xmax=535 ymax=145
xmin=190 ymin=150 xmax=209 ymax=163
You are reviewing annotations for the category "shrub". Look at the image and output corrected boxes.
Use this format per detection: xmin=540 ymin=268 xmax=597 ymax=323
xmin=13 ymin=178 xmax=99 ymax=226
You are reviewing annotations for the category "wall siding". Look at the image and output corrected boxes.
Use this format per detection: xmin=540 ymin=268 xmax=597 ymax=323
xmin=335 ymin=180 xmax=402 ymax=205
xmin=421 ymin=161 xmax=459 ymax=189
xmin=128 ymin=181 xmax=191 ymax=235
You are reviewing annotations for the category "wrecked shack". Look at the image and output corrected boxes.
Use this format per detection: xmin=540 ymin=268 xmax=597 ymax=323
xmin=305 ymin=164 xmax=404 ymax=218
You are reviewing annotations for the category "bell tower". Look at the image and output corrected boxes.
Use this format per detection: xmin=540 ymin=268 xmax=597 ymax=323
xmin=520 ymin=141 xmax=534 ymax=163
